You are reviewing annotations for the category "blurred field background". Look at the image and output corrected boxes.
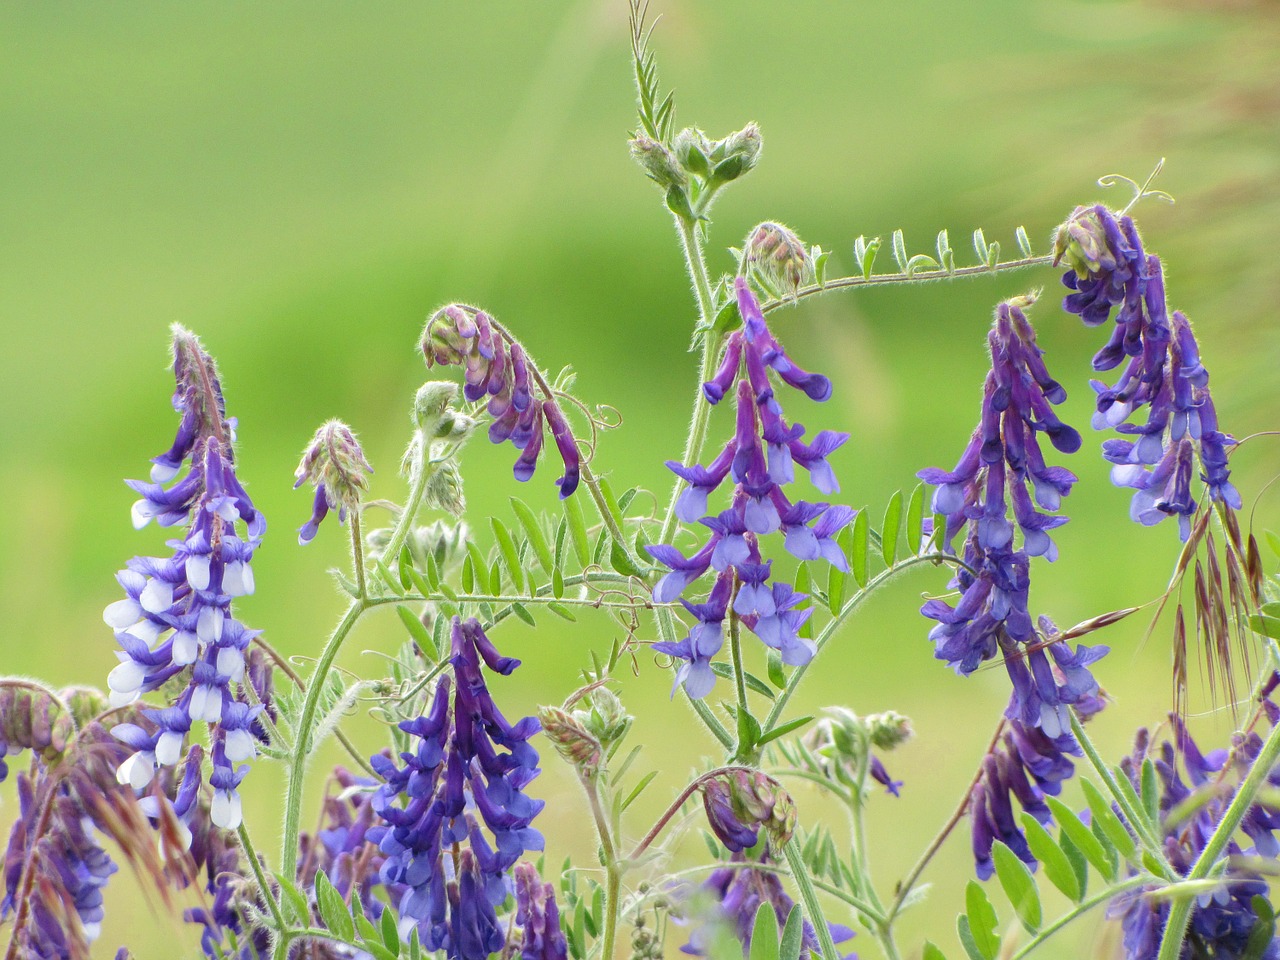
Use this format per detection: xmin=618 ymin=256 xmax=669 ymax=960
xmin=3 ymin=1 xmax=1279 ymax=957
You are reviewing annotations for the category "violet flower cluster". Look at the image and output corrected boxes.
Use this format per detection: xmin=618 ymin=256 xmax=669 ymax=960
xmin=513 ymin=861 xmax=568 ymax=960
xmin=679 ymin=850 xmax=856 ymax=959
xmin=1110 ymin=718 xmax=1280 ymax=960
xmin=102 ymin=328 xmax=267 ymax=831
xmin=919 ymin=301 xmax=1106 ymax=737
xmin=1055 ymin=204 xmax=1240 ymax=540
xmin=367 ymin=617 xmax=552 ymax=960
xmin=649 ymin=278 xmax=852 ymax=698
xmin=422 ymin=304 xmax=580 ymax=498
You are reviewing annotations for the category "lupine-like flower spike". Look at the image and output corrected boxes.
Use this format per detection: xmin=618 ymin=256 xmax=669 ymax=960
xmin=1055 ymin=204 xmax=1240 ymax=540
xmin=294 ymin=419 xmax=373 ymax=544
xmin=512 ymin=862 xmax=568 ymax=960
xmin=918 ymin=299 xmax=1106 ymax=736
xmin=1109 ymin=719 xmax=1280 ymax=959
xmin=421 ymin=304 xmax=580 ymax=498
xmin=678 ymin=850 xmax=856 ymax=958
xmin=368 ymin=617 xmax=544 ymax=959
xmin=102 ymin=326 xmax=267 ymax=830
xmin=649 ymin=278 xmax=852 ymax=698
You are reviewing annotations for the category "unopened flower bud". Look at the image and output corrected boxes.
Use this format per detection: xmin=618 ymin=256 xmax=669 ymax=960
xmin=294 ymin=420 xmax=374 ymax=545
xmin=412 ymin=381 xmax=464 ymax=437
xmin=708 ymin=122 xmax=762 ymax=183
xmin=539 ymin=705 xmax=604 ymax=780
xmin=866 ymin=711 xmax=914 ymax=751
xmin=701 ymin=769 xmax=795 ymax=852
xmin=577 ymin=688 xmax=631 ymax=749
xmin=745 ymin=222 xmax=811 ymax=292
xmin=630 ymin=135 xmax=688 ymax=189
xmin=672 ymin=128 xmax=713 ymax=179
xmin=1052 ymin=205 xmax=1114 ymax=278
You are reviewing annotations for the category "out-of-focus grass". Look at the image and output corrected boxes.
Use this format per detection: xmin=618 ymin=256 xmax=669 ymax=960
xmin=1 ymin=1 xmax=1278 ymax=957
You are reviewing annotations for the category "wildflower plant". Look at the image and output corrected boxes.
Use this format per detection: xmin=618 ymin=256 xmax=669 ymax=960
xmin=5 ymin=5 xmax=1280 ymax=960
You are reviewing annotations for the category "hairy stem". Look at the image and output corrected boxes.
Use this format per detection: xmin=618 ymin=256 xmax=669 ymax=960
xmin=350 ymin=512 xmax=366 ymax=599
xmin=1010 ymin=874 xmax=1153 ymax=960
xmin=1156 ymin=711 xmax=1280 ymax=960
xmin=238 ymin=823 xmax=287 ymax=940
xmin=783 ymin=839 xmax=842 ymax=960
xmin=628 ymin=765 xmax=755 ymax=860
xmin=584 ymin=776 xmax=622 ymax=960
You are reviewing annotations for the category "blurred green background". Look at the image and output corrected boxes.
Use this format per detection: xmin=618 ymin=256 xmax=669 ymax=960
xmin=3 ymin=1 xmax=1279 ymax=957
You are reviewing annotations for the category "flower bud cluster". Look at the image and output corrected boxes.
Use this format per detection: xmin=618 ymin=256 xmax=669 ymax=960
xmin=919 ymin=299 xmax=1105 ymax=738
xmin=1055 ymin=204 xmax=1240 ymax=540
xmin=744 ymin=222 xmax=812 ymax=293
xmin=513 ymin=861 xmax=568 ymax=960
xmin=700 ymin=769 xmax=796 ymax=853
xmin=102 ymin=327 xmax=269 ymax=831
xmin=648 ymin=279 xmax=852 ymax=698
xmin=0 ymin=684 xmax=75 ymax=781
xmin=294 ymin=419 xmax=373 ymax=544
xmin=368 ymin=617 xmax=547 ymax=956
xmin=422 ymin=305 xmax=579 ymax=498
xmin=803 ymin=706 xmax=909 ymax=797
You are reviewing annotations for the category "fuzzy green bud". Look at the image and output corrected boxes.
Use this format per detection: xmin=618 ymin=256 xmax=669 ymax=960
xmin=576 ymin=687 xmax=632 ymax=749
xmin=672 ymin=127 xmax=713 ymax=179
xmin=538 ymin=705 xmax=604 ymax=780
xmin=745 ymin=221 xmax=811 ymax=292
xmin=865 ymin=710 xmax=914 ymax=751
xmin=1052 ymin=205 xmax=1115 ymax=279
xmin=630 ymin=135 xmax=687 ymax=190
xmin=708 ymin=122 xmax=762 ymax=183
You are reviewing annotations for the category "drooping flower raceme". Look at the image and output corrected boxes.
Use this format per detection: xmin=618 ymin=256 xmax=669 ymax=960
xmin=1055 ymin=204 xmax=1240 ymax=539
xmin=918 ymin=299 xmax=1106 ymax=738
xmin=421 ymin=304 xmax=580 ymax=498
xmin=1108 ymin=720 xmax=1280 ymax=960
xmin=294 ymin=419 xmax=374 ymax=544
xmin=649 ymin=277 xmax=852 ymax=698
xmin=102 ymin=327 xmax=266 ymax=830
xmin=368 ymin=617 xmax=553 ymax=960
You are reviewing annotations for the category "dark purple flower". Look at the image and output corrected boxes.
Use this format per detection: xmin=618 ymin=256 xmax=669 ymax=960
xmin=368 ymin=618 xmax=544 ymax=957
xmin=649 ymin=278 xmax=851 ymax=698
xmin=513 ymin=862 xmax=568 ymax=960
xmin=422 ymin=304 xmax=580 ymax=498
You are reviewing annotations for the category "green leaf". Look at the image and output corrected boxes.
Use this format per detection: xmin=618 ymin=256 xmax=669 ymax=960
xmin=972 ymin=228 xmax=989 ymax=264
xmin=395 ymin=605 xmax=434 ymax=651
xmin=512 ymin=602 xmax=537 ymax=627
xmin=1020 ymin=812 xmax=1081 ymax=901
xmin=905 ymin=253 xmax=940 ymax=277
xmin=710 ymin=662 xmax=775 ymax=699
xmin=610 ymin=539 xmax=644 ymax=578
xmin=1045 ymin=795 xmax=1115 ymax=881
xmin=794 ymin=564 xmax=812 ymax=640
xmin=1243 ymin=895 xmax=1277 ymax=960
xmin=1081 ymin=779 xmax=1137 ymax=860
xmin=891 ymin=229 xmax=908 ymax=272
xmin=813 ymin=248 xmax=830 ymax=286
xmin=985 ymin=240 xmax=1001 ymax=269
xmin=906 ymin=483 xmax=925 ymax=555
xmin=749 ymin=903 xmax=781 ymax=960
xmin=956 ymin=915 xmax=990 ymax=960
xmin=922 ymin=942 xmax=949 ymax=960
xmin=548 ymin=602 xmax=577 ymax=622
xmin=404 ymin=563 xmax=432 ymax=600
xmin=779 ymin=905 xmax=805 ymax=960
xmin=315 ymin=869 xmax=355 ymax=942
xmin=274 ymin=873 xmax=311 ymax=928
xmin=736 ymin=707 xmax=762 ymax=756
xmin=408 ymin=929 xmax=423 ymax=960
xmin=380 ymin=900 xmax=401 ymax=955
xmin=881 ymin=490 xmax=903 ymax=566
xmin=564 ymin=495 xmax=591 ymax=567
xmin=964 ymin=880 xmax=1000 ymax=960
xmin=553 ymin=568 xmax=565 ymax=600
xmin=1141 ymin=758 xmax=1160 ymax=824
xmin=491 ymin=518 xmax=524 ymax=593
xmin=397 ymin=545 xmax=414 ymax=591
xmin=827 ymin=553 xmax=847 ymax=615
xmin=1058 ymin=829 xmax=1089 ymax=900
xmin=767 ymin=650 xmax=786 ymax=689
xmin=851 ymin=509 xmax=869 ymax=587
xmin=665 ymin=184 xmax=695 ymax=221
xmin=620 ymin=770 xmax=658 ymax=813
xmin=374 ymin=556 xmax=406 ymax=597
xmin=991 ymin=841 xmax=1041 ymax=934
xmin=424 ymin=551 xmax=441 ymax=591
xmin=860 ymin=237 xmax=881 ymax=280
xmin=1249 ymin=614 xmax=1280 ymax=640
xmin=430 ymin=614 xmax=448 ymax=660
xmin=511 ymin=498 xmax=555 ymax=573
xmin=756 ymin=715 xmax=814 ymax=748
xmin=1265 ymin=530 xmax=1280 ymax=560
xmin=489 ymin=559 xmax=503 ymax=595
xmin=1015 ymin=225 xmax=1034 ymax=258
xmin=461 ymin=554 xmax=476 ymax=594
xmin=714 ymin=298 xmax=743 ymax=333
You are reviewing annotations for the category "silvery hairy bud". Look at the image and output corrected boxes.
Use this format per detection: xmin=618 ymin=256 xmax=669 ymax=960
xmin=538 ymin=705 xmax=603 ymax=780
xmin=745 ymin=221 xmax=811 ymax=291
xmin=707 ymin=122 xmax=762 ymax=184
xmin=630 ymin=135 xmax=687 ymax=190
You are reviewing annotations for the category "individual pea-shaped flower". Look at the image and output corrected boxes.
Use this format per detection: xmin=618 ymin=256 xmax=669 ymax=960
xmin=294 ymin=419 xmax=373 ymax=544
xmin=513 ymin=862 xmax=568 ymax=960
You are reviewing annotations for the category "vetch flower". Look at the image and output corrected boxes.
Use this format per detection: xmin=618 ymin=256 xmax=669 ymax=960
xmin=512 ymin=862 xmax=568 ymax=960
xmin=294 ymin=419 xmax=373 ymax=544
xmin=649 ymin=278 xmax=851 ymax=698
xmin=368 ymin=617 xmax=544 ymax=958
xmin=422 ymin=304 xmax=580 ymax=498
xmin=103 ymin=326 xmax=269 ymax=830
xmin=1055 ymin=205 xmax=1240 ymax=539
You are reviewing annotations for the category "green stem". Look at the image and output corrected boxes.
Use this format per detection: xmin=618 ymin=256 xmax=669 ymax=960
xmin=584 ymin=777 xmax=622 ymax=960
xmin=238 ymin=823 xmax=287 ymax=939
xmin=1069 ymin=711 xmax=1171 ymax=875
xmin=628 ymin=765 xmax=756 ymax=860
xmin=1156 ymin=713 xmax=1280 ymax=960
xmin=760 ymin=255 xmax=1054 ymax=315
xmin=728 ymin=598 xmax=754 ymax=761
xmin=763 ymin=553 xmax=955 ymax=732
xmin=653 ymin=603 xmax=734 ymax=749
xmin=350 ymin=512 xmax=366 ymax=599
xmin=278 ymin=599 xmax=366 ymax=878
xmin=1010 ymin=874 xmax=1153 ymax=960
xmin=783 ymin=839 xmax=842 ymax=960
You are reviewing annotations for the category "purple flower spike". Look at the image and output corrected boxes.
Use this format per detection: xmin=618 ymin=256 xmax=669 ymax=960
xmin=422 ymin=303 xmax=582 ymax=497
xmin=368 ymin=617 xmax=545 ymax=954
xmin=104 ymin=327 xmax=270 ymax=824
